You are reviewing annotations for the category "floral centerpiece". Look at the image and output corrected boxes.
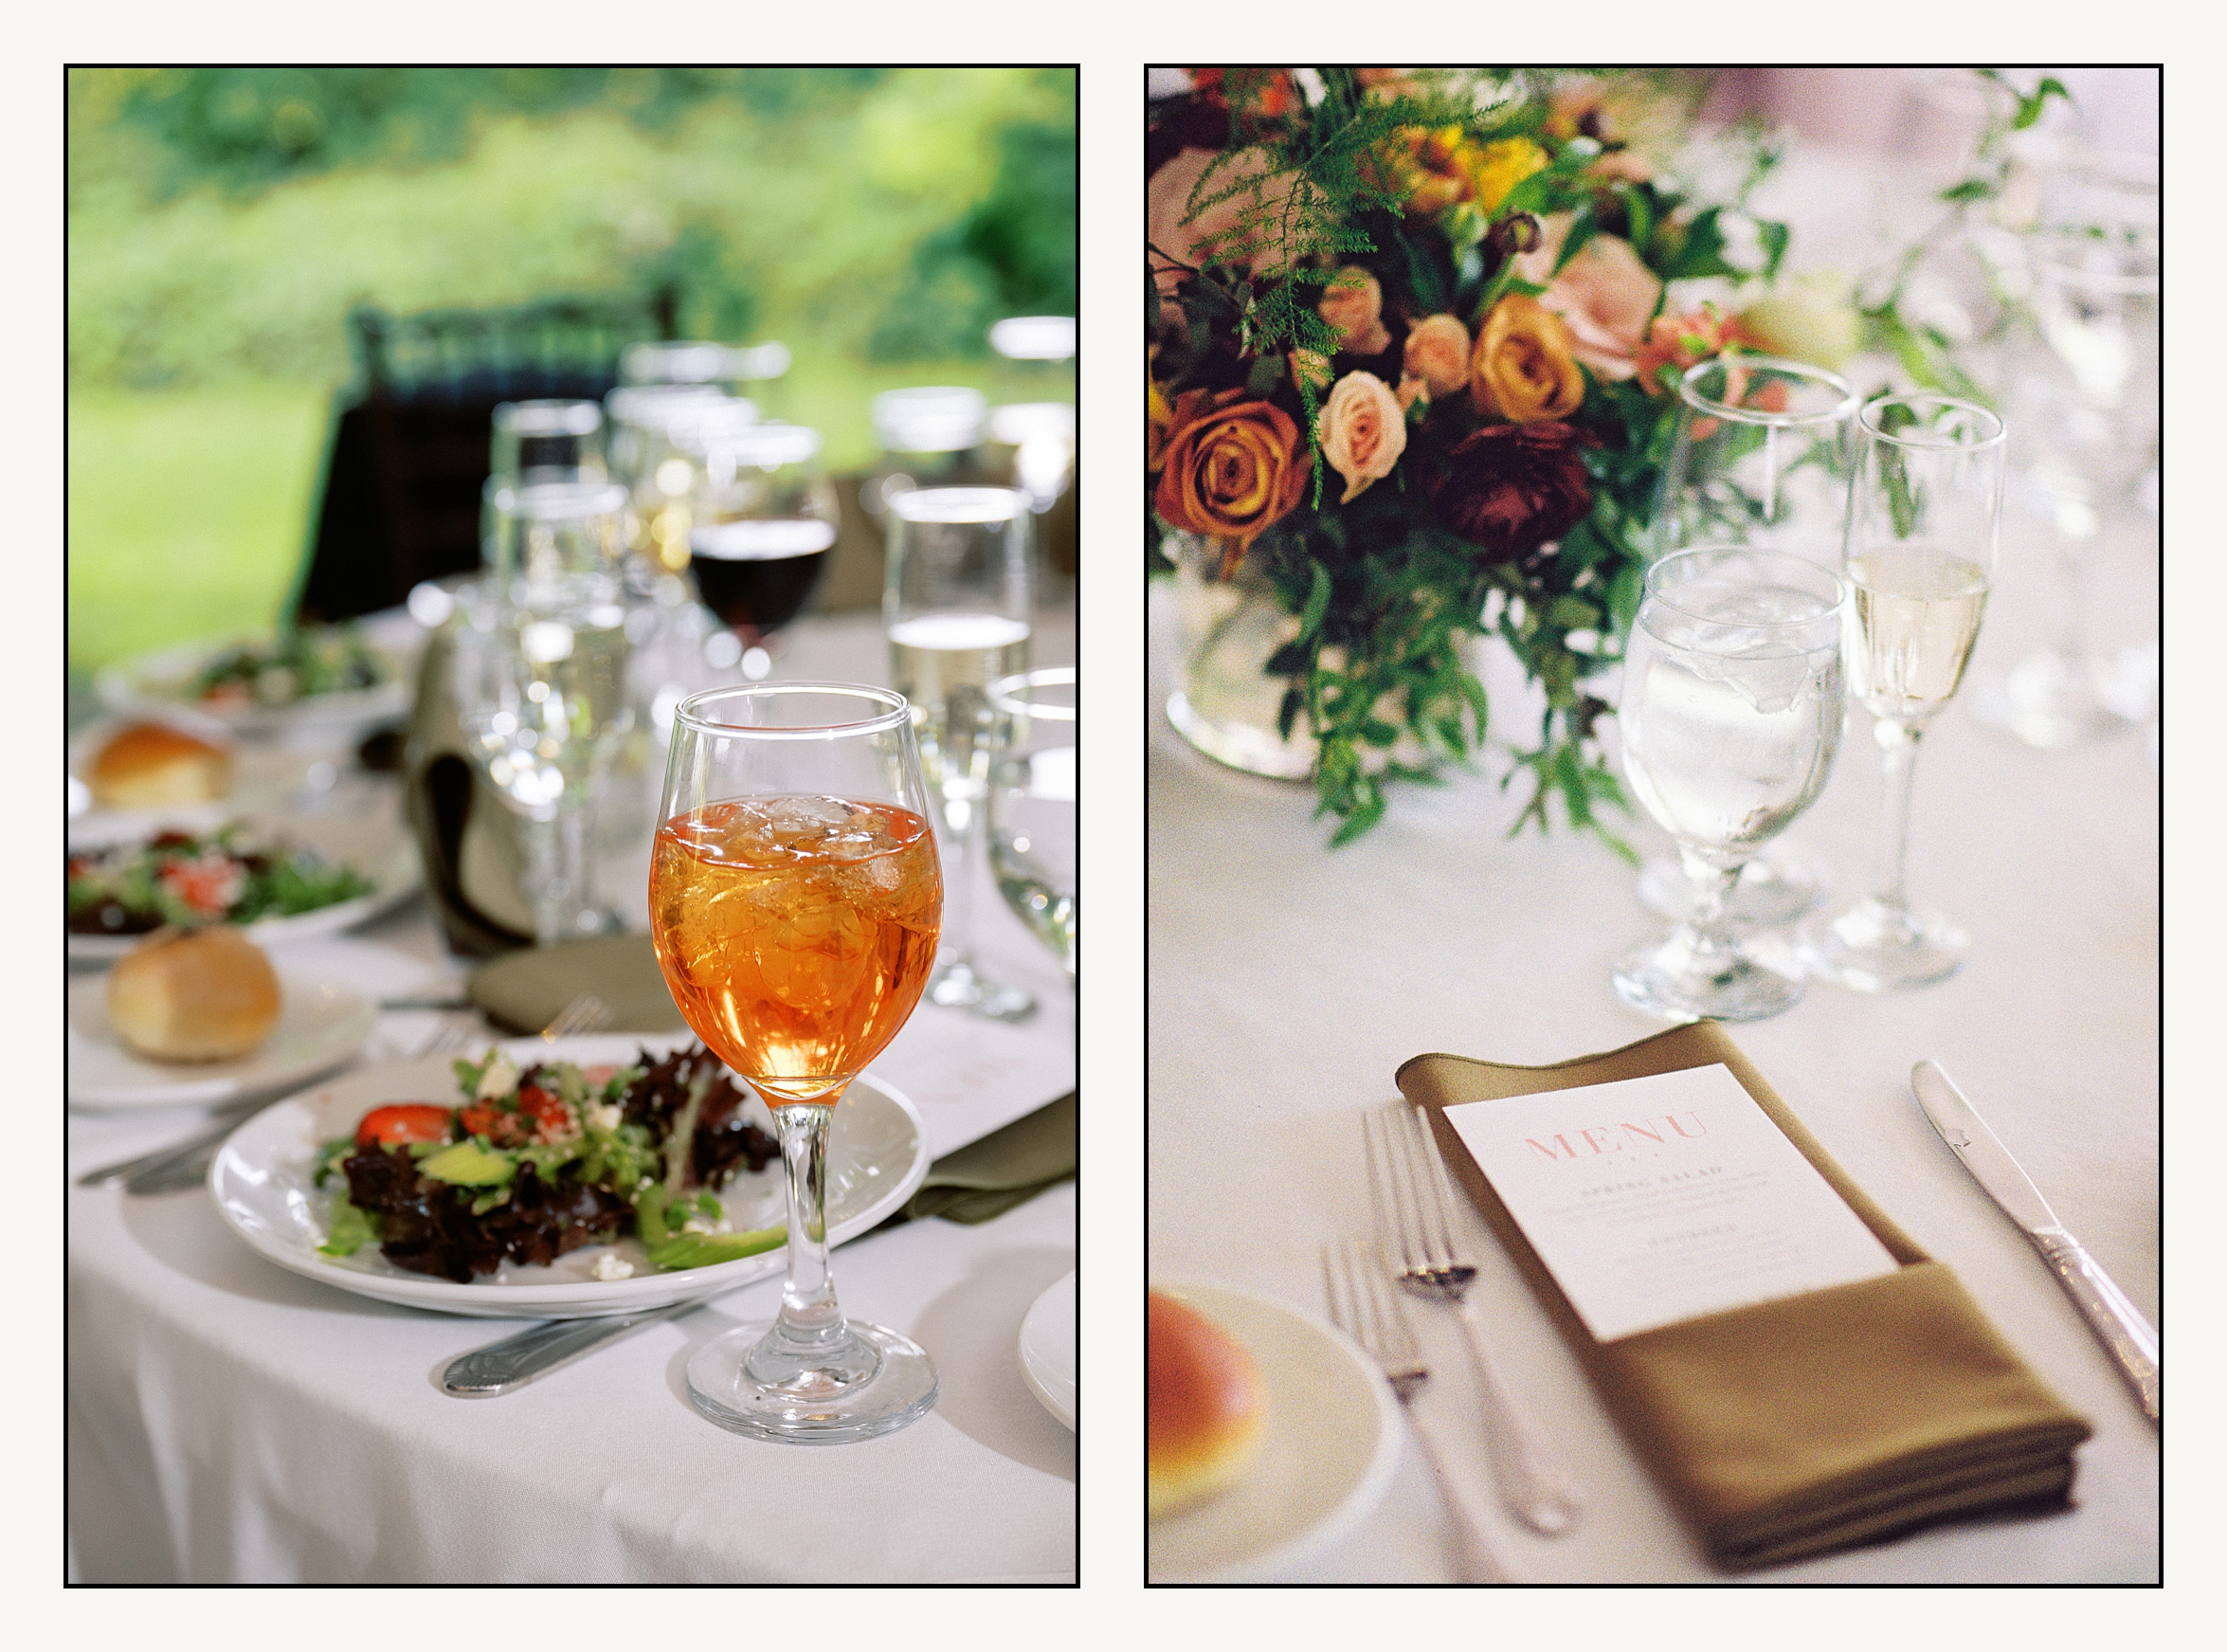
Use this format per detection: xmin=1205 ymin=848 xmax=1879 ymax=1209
xmin=1150 ymin=67 xmax=1820 ymax=846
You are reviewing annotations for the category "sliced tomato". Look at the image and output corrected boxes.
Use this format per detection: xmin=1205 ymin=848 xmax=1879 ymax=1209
xmin=459 ymin=1102 xmax=527 ymax=1146
xmin=354 ymin=1104 xmax=455 ymax=1151
xmin=516 ymin=1083 xmax=570 ymax=1132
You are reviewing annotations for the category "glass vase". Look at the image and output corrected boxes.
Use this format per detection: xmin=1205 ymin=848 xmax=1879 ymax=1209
xmin=1163 ymin=530 xmax=1314 ymax=781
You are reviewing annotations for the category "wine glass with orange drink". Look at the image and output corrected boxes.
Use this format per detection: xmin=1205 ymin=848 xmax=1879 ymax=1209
xmin=648 ymin=682 xmax=944 ymax=1442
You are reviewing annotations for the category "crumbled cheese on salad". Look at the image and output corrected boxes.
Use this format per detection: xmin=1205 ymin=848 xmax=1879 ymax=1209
xmin=475 ymin=1054 xmax=520 ymax=1100
xmin=591 ymin=1252 xmax=635 ymax=1281
xmin=586 ymin=1100 xmax=623 ymax=1133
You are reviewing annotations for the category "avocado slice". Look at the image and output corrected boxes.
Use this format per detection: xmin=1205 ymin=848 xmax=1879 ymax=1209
xmin=418 ymin=1140 xmax=516 ymax=1188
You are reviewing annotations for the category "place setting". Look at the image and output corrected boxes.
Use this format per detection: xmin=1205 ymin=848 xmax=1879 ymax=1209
xmin=1148 ymin=66 xmax=2156 ymax=1585
xmin=68 ymin=66 xmax=1077 ymax=1586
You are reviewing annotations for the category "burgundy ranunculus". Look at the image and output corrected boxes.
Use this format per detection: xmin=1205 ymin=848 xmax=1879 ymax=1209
xmin=1428 ymin=421 xmax=1595 ymax=563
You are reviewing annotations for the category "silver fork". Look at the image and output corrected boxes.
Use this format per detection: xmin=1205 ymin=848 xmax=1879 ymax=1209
xmin=1365 ymin=1101 xmax=1584 ymax=1535
xmin=537 ymin=992 xmax=613 ymax=1042
xmin=1322 ymin=1238 xmax=1514 ymax=1584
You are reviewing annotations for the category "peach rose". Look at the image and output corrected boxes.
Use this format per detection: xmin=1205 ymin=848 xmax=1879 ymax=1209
xmin=1149 ymin=145 xmax=1298 ymax=298
xmin=1318 ymin=372 xmax=1407 ymax=504
xmin=1632 ymin=304 xmax=1748 ymax=397
xmin=1289 ymin=349 xmax=1333 ymax=397
xmin=1153 ymin=388 xmax=1312 ymax=566
xmin=1318 ymin=266 xmax=1391 ymax=356
xmin=1403 ymin=314 xmax=1472 ymax=400
xmin=1537 ymin=234 xmax=1661 ymax=382
xmin=1471 ymin=295 xmax=1584 ymax=424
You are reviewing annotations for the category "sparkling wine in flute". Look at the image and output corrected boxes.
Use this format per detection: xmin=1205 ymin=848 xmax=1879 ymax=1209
xmin=886 ymin=611 xmax=1032 ymax=804
xmin=687 ymin=518 xmax=837 ymax=640
xmin=649 ymin=796 xmax=941 ymax=1104
xmin=1847 ymin=549 xmax=1990 ymax=725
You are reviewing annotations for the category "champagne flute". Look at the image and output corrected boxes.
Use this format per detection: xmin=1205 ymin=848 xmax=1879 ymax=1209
xmin=884 ymin=486 xmax=1035 ymax=1022
xmin=649 ymin=682 xmax=943 ymax=1443
xmin=1639 ymin=355 xmax=1859 ymax=928
xmin=987 ymin=667 xmax=1077 ymax=982
xmin=1799 ymin=395 xmax=2006 ymax=990
xmin=1613 ymin=548 xmax=1847 ymax=1023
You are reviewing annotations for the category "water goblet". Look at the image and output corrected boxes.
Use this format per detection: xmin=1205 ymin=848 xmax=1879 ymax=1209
xmin=1799 ymin=395 xmax=2007 ymax=990
xmin=987 ymin=667 xmax=1077 ymax=983
xmin=1612 ymin=548 xmax=1847 ymax=1023
xmin=1638 ymin=356 xmax=1859 ymax=929
xmin=650 ymin=683 xmax=943 ymax=1443
xmin=885 ymin=486 xmax=1036 ymax=1022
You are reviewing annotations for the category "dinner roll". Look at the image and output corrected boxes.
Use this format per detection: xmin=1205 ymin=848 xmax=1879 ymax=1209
xmin=88 ymin=721 xmax=232 ymax=810
xmin=107 ymin=928 xmax=281 ymax=1062
xmin=1149 ymin=1290 xmax=1267 ymax=1519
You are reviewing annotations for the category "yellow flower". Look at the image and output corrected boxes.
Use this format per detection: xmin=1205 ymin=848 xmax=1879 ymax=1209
xmin=1148 ymin=374 xmax=1174 ymax=473
xmin=1471 ymin=295 xmax=1584 ymax=424
xmin=1465 ymin=138 xmax=1548 ymax=214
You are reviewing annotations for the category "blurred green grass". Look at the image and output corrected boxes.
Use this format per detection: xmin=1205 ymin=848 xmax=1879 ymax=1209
xmin=67 ymin=67 xmax=1075 ymax=675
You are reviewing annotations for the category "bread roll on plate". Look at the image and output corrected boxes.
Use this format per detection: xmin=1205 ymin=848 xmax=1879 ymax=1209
xmin=1150 ymin=1289 xmax=1268 ymax=1518
xmin=88 ymin=719 xmax=233 ymax=810
xmin=107 ymin=928 xmax=281 ymax=1062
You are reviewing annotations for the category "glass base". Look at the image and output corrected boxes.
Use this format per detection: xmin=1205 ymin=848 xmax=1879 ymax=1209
xmin=1797 ymin=896 xmax=1967 ymax=991
xmin=1637 ymin=841 xmax=1825 ymax=927
xmin=928 ymin=958 xmax=1036 ymax=1022
xmin=1973 ymin=650 xmax=2132 ymax=750
xmin=1612 ymin=927 xmax=1805 ymax=1023
xmin=1166 ymin=689 xmax=1315 ymax=781
xmin=686 ymin=1319 xmax=939 ymax=1444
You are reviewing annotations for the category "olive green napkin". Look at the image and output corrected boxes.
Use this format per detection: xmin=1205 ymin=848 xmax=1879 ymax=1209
xmin=468 ymin=934 xmax=688 ymax=1034
xmin=890 ymin=1091 xmax=1077 ymax=1225
xmin=470 ymin=934 xmax=1076 ymax=1225
xmin=1395 ymin=1023 xmax=2092 ymax=1572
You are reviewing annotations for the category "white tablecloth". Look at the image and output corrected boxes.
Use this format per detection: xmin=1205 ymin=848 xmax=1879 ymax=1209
xmin=67 ymin=610 xmax=1078 ymax=1584
xmin=1145 ymin=256 xmax=2160 ymax=1579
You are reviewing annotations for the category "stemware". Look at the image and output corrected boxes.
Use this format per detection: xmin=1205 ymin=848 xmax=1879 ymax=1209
xmin=987 ymin=667 xmax=1077 ymax=983
xmin=862 ymin=388 xmax=991 ymax=522
xmin=884 ymin=486 xmax=1036 ymax=1022
xmin=1612 ymin=548 xmax=1847 ymax=1023
xmin=649 ymin=683 xmax=943 ymax=1443
xmin=1639 ymin=356 xmax=1860 ymax=929
xmin=1979 ymin=215 xmax=2157 ymax=748
xmin=679 ymin=419 xmax=840 ymax=681
xmin=1799 ymin=395 xmax=2006 ymax=991
xmin=607 ymin=385 xmax=750 ymax=575
xmin=456 ymin=480 xmax=635 ymax=946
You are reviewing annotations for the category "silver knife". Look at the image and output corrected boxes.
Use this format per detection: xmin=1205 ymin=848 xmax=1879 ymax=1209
xmin=1911 ymin=1060 xmax=2159 ymax=1422
xmin=441 ymin=1299 xmax=699 ymax=1397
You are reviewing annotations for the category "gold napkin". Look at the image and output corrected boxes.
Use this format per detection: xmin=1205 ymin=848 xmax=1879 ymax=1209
xmin=1395 ymin=1023 xmax=2092 ymax=1571
xmin=468 ymin=934 xmax=687 ymax=1034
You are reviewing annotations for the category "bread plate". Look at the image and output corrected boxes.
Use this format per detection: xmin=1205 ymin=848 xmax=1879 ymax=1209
xmin=1146 ymin=1282 xmax=1403 ymax=1584
xmin=1018 ymin=1269 xmax=1077 ymax=1429
xmin=67 ymin=969 xmax=376 ymax=1111
xmin=210 ymin=1034 xmax=931 ymax=1318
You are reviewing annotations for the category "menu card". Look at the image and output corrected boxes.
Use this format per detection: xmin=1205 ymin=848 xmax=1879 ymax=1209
xmin=1440 ymin=1063 xmax=1899 ymax=1341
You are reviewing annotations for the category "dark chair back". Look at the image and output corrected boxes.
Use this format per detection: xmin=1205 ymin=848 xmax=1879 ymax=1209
xmin=289 ymin=288 xmax=677 ymax=625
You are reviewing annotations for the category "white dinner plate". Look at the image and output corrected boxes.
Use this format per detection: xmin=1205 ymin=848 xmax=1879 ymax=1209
xmin=67 ymin=971 xmax=376 ymax=1111
xmin=95 ymin=636 xmax=411 ymax=738
xmin=1146 ymin=1283 xmax=1403 ymax=1584
xmin=67 ymin=834 xmax=422 ymax=965
xmin=210 ymin=1034 xmax=932 ymax=1318
xmin=1018 ymin=1269 xmax=1077 ymax=1429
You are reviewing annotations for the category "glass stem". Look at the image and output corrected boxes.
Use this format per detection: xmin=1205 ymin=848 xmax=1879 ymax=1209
xmin=2055 ymin=529 xmax=2091 ymax=663
xmin=770 ymin=1100 xmax=845 ymax=1349
xmin=1678 ymin=847 xmax=1741 ymax=973
xmin=1871 ymin=718 xmax=1925 ymax=913
xmin=939 ymin=781 xmax=985 ymax=971
xmin=524 ymin=814 xmax=567 ymax=948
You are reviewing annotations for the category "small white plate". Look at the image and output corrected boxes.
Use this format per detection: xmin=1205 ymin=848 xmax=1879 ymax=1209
xmin=210 ymin=1034 xmax=932 ymax=1318
xmin=67 ymin=971 xmax=376 ymax=1111
xmin=1018 ymin=1269 xmax=1077 ymax=1429
xmin=96 ymin=637 xmax=410 ymax=739
xmin=68 ymin=713 xmax=311 ymax=845
xmin=1146 ymin=1283 xmax=1403 ymax=1584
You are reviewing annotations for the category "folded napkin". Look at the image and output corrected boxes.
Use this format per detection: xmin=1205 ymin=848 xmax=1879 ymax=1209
xmin=468 ymin=934 xmax=688 ymax=1034
xmin=892 ymin=1091 xmax=1077 ymax=1225
xmin=1396 ymin=1023 xmax=2091 ymax=1572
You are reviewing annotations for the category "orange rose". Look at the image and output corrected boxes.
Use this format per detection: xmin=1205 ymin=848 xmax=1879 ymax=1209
xmin=1153 ymin=389 xmax=1312 ymax=566
xmin=1318 ymin=371 xmax=1407 ymax=504
xmin=1471 ymin=295 xmax=1584 ymax=423
xmin=1318 ymin=267 xmax=1391 ymax=356
xmin=1402 ymin=314 xmax=1472 ymax=401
